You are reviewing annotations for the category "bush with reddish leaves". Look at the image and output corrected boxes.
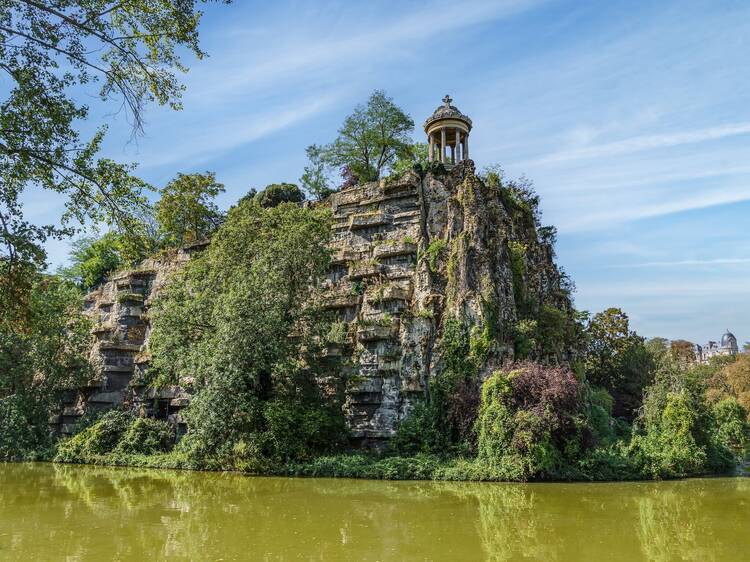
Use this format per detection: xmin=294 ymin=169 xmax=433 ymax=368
xmin=477 ymin=362 xmax=593 ymax=480
xmin=339 ymin=166 xmax=359 ymax=190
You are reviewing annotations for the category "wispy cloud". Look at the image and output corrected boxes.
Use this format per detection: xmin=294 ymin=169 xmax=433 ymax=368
xmin=553 ymin=183 xmax=750 ymax=232
xmin=521 ymin=122 xmax=750 ymax=167
xmin=189 ymin=0 xmax=547 ymax=102
xmin=580 ymin=278 xmax=750 ymax=299
xmin=129 ymin=92 xmax=343 ymax=170
xmin=610 ymin=258 xmax=750 ymax=268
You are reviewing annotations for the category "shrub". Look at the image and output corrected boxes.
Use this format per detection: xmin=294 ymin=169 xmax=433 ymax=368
xmin=476 ymin=363 xmax=591 ymax=480
xmin=0 ymin=395 xmax=50 ymax=461
xmin=632 ymin=391 xmax=708 ymax=478
xmin=56 ymin=410 xmax=134 ymax=463
xmin=711 ymin=398 xmax=750 ymax=462
xmin=587 ymin=387 xmax=616 ymax=443
xmin=116 ymin=417 xmax=175 ymax=455
xmin=425 ymin=239 xmax=448 ymax=272
xmin=255 ymin=183 xmax=305 ymax=208
xmin=391 ymin=401 xmax=446 ymax=456
xmin=289 ymin=454 xmax=441 ymax=480
xmin=261 ymin=396 xmax=347 ymax=463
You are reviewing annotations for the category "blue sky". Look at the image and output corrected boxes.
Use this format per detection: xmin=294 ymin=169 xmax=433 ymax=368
xmin=33 ymin=0 xmax=749 ymax=344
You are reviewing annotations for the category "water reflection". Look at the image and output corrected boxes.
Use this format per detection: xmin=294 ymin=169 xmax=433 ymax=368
xmin=0 ymin=463 xmax=747 ymax=561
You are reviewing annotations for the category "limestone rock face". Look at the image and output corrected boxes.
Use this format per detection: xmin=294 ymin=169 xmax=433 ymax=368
xmin=55 ymin=163 xmax=573 ymax=444
xmin=321 ymin=161 xmax=572 ymax=444
xmin=52 ymin=244 xmax=206 ymax=434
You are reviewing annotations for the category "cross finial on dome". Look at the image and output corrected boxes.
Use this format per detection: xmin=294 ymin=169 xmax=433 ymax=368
xmin=442 ymin=94 xmax=452 ymax=106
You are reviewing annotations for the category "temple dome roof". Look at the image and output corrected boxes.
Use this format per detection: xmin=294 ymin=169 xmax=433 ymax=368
xmin=721 ymin=331 xmax=737 ymax=347
xmin=424 ymin=95 xmax=472 ymax=131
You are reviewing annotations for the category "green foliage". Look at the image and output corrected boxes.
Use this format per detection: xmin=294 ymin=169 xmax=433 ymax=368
xmin=300 ymin=144 xmax=334 ymax=199
xmin=628 ymin=356 xmax=740 ymax=478
xmin=56 ymin=411 xmax=177 ymax=463
xmin=425 ymin=238 xmax=448 ymax=272
xmin=0 ymin=394 xmax=50 ymax=461
xmin=706 ymin=353 xmax=750 ymax=418
xmin=0 ymin=1 xmax=223 ymax=308
xmin=59 ymin=233 xmax=122 ymax=289
xmin=480 ymin=164 xmax=504 ymax=189
xmin=327 ymin=321 xmax=348 ymax=344
xmin=536 ymin=304 xmax=572 ymax=359
xmin=56 ymin=410 xmax=135 ymax=463
xmin=116 ymin=417 xmax=176 ymax=455
xmin=0 ymin=276 xmax=92 ymax=460
xmin=513 ymin=319 xmax=537 ymax=360
xmin=259 ymin=396 xmax=347 ymax=463
xmin=585 ymin=308 xmax=655 ymax=419
xmin=423 ymin=160 xmax=448 ymax=176
xmin=304 ymin=90 xmax=414 ymax=183
xmin=476 ymin=364 xmax=591 ymax=481
xmin=499 ymin=176 xmax=542 ymax=227
xmin=508 ymin=241 xmax=528 ymax=313
xmin=512 ymin=305 xmax=580 ymax=362
xmin=631 ymin=391 xmax=711 ymax=478
xmin=391 ymin=401 xmax=447 ymax=456
xmin=711 ymin=398 xmax=750 ymax=462
xmin=390 ymin=142 xmax=429 ymax=178
xmin=254 ymin=183 xmax=305 ymax=208
xmin=155 ymin=172 xmax=224 ymax=247
xmin=287 ymin=453 xmax=442 ymax=480
xmin=393 ymin=319 xmax=483 ymax=456
xmin=586 ymin=387 xmax=617 ymax=444
xmin=149 ymin=198 xmax=347 ymax=468
xmin=350 ymin=281 xmax=364 ymax=295
xmin=59 ymin=230 xmax=159 ymax=290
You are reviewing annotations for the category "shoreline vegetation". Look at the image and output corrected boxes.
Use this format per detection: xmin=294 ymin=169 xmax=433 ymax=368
xmin=14 ymin=443 xmax=750 ymax=483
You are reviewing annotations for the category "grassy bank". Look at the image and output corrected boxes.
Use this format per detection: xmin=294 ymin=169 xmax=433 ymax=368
xmin=39 ymin=448 xmax=745 ymax=483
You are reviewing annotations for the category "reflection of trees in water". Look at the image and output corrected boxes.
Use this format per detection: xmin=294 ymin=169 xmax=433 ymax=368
xmin=638 ymin=485 xmax=711 ymax=562
xmin=440 ymin=478 xmax=750 ymax=562
xmin=9 ymin=465 xmax=487 ymax=561
xmin=2 ymin=464 xmax=749 ymax=561
xmin=637 ymin=479 xmax=750 ymax=562
xmin=438 ymin=483 xmax=562 ymax=562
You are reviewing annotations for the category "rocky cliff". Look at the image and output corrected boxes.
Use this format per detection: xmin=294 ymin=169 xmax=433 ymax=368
xmin=52 ymin=162 xmax=575 ymax=444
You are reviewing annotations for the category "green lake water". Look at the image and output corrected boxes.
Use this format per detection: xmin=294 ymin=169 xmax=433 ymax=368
xmin=0 ymin=463 xmax=748 ymax=561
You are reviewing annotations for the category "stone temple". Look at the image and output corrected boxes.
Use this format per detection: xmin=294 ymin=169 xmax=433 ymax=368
xmin=425 ymin=95 xmax=472 ymax=166
xmin=696 ymin=331 xmax=739 ymax=363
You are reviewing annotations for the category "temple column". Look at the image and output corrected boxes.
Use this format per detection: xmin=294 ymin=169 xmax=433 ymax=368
xmin=428 ymin=134 xmax=434 ymax=162
xmin=464 ymin=135 xmax=469 ymax=159
xmin=455 ymin=128 xmax=461 ymax=162
xmin=440 ymin=128 xmax=446 ymax=163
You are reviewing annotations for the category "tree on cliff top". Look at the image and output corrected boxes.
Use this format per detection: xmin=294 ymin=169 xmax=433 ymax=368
xmin=301 ymin=90 xmax=414 ymax=194
xmin=0 ymin=0 xmax=228 ymax=318
xmin=155 ymin=172 xmax=225 ymax=247
xmin=58 ymin=233 xmax=123 ymax=290
xmin=254 ymin=183 xmax=304 ymax=208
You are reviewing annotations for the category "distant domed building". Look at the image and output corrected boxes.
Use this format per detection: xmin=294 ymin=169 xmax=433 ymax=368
xmin=697 ymin=330 xmax=739 ymax=363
